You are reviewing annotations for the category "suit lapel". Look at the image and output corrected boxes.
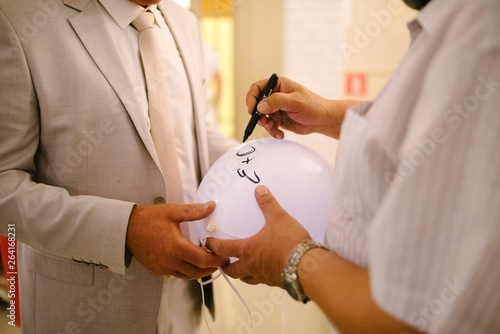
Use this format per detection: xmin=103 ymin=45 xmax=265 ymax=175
xmin=64 ymin=0 xmax=161 ymax=169
xmin=158 ymin=2 xmax=197 ymax=92
xmin=158 ymin=1 xmax=209 ymax=178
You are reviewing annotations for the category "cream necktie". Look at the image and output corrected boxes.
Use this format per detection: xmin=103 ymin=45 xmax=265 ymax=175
xmin=132 ymin=11 xmax=184 ymax=204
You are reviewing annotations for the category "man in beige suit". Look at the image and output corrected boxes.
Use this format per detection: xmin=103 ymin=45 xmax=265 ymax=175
xmin=0 ymin=0 xmax=236 ymax=332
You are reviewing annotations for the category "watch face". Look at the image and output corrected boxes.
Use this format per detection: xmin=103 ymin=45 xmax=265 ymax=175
xmin=283 ymin=280 xmax=297 ymax=300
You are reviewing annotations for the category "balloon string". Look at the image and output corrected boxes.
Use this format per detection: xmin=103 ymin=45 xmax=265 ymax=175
xmin=281 ymin=300 xmax=286 ymax=334
xmin=220 ymin=269 xmax=254 ymax=333
xmin=201 ymin=270 xmax=223 ymax=284
xmin=198 ymin=267 xmax=253 ymax=334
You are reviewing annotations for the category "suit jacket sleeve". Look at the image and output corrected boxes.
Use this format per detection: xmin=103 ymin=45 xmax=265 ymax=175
xmin=0 ymin=8 xmax=134 ymax=275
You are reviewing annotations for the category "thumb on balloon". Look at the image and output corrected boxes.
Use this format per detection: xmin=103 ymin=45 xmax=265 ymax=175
xmin=254 ymin=185 xmax=285 ymax=222
xmin=168 ymin=201 xmax=216 ymax=223
xmin=206 ymin=238 xmax=242 ymax=258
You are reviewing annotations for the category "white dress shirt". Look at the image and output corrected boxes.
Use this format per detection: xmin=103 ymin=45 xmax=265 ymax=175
xmin=326 ymin=0 xmax=500 ymax=332
xmin=97 ymin=1 xmax=202 ymax=331
xmin=98 ymin=0 xmax=199 ymax=205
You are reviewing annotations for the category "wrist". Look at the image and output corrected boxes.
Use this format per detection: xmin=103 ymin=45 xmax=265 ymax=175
xmin=126 ymin=205 xmax=148 ymax=253
xmin=317 ymin=99 xmax=362 ymax=139
xmin=281 ymin=240 xmax=329 ymax=303
xmin=314 ymin=99 xmax=342 ymax=139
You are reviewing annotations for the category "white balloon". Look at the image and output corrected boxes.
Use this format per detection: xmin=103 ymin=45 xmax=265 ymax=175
xmin=192 ymin=138 xmax=334 ymax=244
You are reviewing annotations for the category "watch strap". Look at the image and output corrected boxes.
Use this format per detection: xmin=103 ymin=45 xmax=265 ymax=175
xmin=281 ymin=240 xmax=329 ymax=303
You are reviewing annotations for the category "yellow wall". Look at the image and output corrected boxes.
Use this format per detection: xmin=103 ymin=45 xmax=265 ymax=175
xmin=201 ymin=17 xmax=235 ymax=138
xmin=233 ymin=0 xmax=284 ymax=140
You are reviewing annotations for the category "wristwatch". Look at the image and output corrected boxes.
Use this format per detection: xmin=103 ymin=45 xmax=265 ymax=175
xmin=281 ymin=240 xmax=329 ymax=303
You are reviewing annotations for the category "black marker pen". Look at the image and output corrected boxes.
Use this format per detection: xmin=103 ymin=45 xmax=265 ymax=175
xmin=242 ymin=73 xmax=279 ymax=143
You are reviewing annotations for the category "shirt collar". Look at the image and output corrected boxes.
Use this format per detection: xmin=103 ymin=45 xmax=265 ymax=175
xmin=408 ymin=0 xmax=465 ymax=40
xmin=99 ymin=0 xmax=162 ymax=30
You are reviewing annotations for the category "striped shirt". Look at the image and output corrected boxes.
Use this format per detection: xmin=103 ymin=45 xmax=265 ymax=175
xmin=325 ymin=0 xmax=500 ymax=332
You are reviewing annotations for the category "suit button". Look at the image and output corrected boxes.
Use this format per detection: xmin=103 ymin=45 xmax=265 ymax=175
xmin=154 ymin=196 xmax=166 ymax=205
xmin=97 ymin=262 xmax=109 ymax=270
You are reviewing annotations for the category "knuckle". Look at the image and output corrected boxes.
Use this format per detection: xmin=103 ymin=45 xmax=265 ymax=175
xmin=185 ymin=204 xmax=199 ymax=221
xmin=205 ymin=238 xmax=216 ymax=252
xmin=257 ymin=195 xmax=275 ymax=208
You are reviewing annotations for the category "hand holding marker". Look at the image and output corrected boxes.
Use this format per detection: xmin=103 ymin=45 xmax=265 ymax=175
xmin=242 ymin=73 xmax=279 ymax=142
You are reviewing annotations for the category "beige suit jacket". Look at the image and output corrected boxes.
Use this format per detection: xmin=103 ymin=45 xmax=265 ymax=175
xmin=0 ymin=0 xmax=235 ymax=332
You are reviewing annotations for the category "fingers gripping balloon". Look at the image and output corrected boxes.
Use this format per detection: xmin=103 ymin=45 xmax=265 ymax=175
xmin=193 ymin=138 xmax=335 ymax=244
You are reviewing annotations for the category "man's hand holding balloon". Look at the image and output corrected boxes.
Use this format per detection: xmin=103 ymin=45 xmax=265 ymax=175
xmin=206 ymin=185 xmax=311 ymax=287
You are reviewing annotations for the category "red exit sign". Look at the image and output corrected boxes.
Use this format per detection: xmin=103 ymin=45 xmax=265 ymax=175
xmin=345 ymin=73 xmax=367 ymax=97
